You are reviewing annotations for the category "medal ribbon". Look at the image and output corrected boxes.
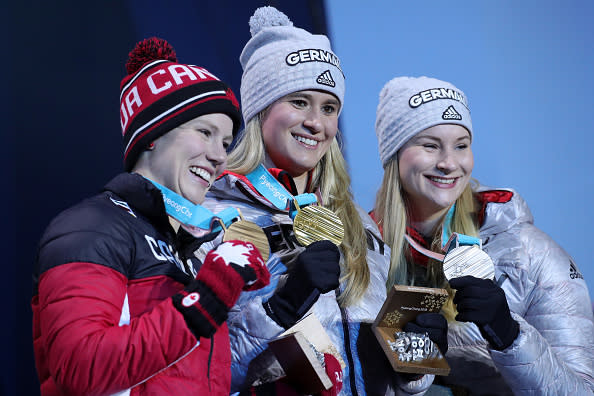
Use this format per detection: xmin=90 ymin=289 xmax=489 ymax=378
xmin=146 ymin=177 xmax=239 ymax=233
xmin=245 ymin=164 xmax=318 ymax=218
xmin=405 ymin=204 xmax=481 ymax=262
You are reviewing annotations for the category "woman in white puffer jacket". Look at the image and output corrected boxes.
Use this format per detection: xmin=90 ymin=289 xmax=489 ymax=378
xmin=372 ymin=75 xmax=593 ymax=395
xmin=198 ymin=7 xmax=446 ymax=396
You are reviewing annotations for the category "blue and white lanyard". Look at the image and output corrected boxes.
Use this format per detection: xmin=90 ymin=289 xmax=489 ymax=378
xmin=245 ymin=164 xmax=318 ymax=219
xmin=146 ymin=177 xmax=239 ymax=234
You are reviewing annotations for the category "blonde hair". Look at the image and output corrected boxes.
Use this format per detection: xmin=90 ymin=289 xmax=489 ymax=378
xmin=374 ymin=159 xmax=479 ymax=320
xmin=228 ymin=115 xmax=370 ymax=307
xmin=227 ymin=114 xmax=267 ymax=173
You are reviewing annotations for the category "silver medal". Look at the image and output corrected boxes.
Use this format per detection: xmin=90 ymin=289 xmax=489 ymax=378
xmin=442 ymin=244 xmax=495 ymax=281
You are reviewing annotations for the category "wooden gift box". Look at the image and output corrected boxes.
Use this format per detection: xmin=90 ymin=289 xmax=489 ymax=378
xmin=372 ymin=285 xmax=451 ymax=376
xmin=269 ymin=313 xmax=345 ymax=394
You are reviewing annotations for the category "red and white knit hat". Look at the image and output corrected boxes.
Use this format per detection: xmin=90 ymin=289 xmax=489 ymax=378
xmin=120 ymin=37 xmax=242 ymax=171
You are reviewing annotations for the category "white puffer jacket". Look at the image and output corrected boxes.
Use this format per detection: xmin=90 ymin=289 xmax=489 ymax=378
xmin=440 ymin=185 xmax=594 ymax=395
xmin=198 ymin=171 xmax=434 ymax=396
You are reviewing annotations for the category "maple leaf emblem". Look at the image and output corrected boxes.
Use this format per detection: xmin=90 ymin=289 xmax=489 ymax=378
xmin=212 ymin=241 xmax=255 ymax=267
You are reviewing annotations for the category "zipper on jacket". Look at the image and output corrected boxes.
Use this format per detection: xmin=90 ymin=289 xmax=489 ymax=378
xmin=338 ymin=290 xmax=359 ymax=396
xmin=207 ymin=337 xmax=214 ymax=392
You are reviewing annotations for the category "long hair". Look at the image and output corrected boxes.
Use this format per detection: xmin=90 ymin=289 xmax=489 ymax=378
xmin=227 ymin=114 xmax=267 ymax=174
xmin=228 ymin=115 xmax=370 ymax=307
xmin=374 ymin=158 xmax=479 ymax=320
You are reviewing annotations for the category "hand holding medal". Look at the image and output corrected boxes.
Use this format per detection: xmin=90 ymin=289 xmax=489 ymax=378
xmin=400 ymin=211 xmax=514 ymax=353
xmin=221 ymin=210 xmax=270 ymax=262
xmin=439 ymin=226 xmax=518 ymax=350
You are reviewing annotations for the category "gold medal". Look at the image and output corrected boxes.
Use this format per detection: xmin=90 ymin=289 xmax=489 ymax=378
xmin=293 ymin=203 xmax=344 ymax=247
xmin=221 ymin=211 xmax=270 ymax=262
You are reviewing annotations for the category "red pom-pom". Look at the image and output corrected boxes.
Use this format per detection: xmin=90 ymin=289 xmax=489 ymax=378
xmin=125 ymin=37 xmax=177 ymax=75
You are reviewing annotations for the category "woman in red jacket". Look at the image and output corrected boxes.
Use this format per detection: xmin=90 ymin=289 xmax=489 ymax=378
xmin=32 ymin=38 xmax=269 ymax=396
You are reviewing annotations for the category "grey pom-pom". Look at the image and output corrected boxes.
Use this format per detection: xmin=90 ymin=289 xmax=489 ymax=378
xmin=249 ymin=6 xmax=293 ymax=37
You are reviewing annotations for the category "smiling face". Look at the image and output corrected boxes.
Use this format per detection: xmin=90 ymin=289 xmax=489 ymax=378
xmin=138 ymin=113 xmax=233 ymax=205
xmin=261 ymin=90 xmax=340 ymax=180
xmin=398 ymin=124 xmax=474 ymax=222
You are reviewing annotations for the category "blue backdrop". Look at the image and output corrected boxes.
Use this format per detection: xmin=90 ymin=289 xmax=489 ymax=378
xmin=326 ymin=0 xmax=594 ymax=302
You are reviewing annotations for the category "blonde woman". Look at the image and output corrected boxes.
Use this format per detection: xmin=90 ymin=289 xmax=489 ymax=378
xmin=198 ymin=7 xmax=443 ymax=396
xmin=373 ymin=76 xmax=594 ymax=395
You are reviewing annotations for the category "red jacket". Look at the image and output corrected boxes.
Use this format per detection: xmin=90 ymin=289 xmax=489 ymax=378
xmin=32 ymin=173 xmax=231 ymax=395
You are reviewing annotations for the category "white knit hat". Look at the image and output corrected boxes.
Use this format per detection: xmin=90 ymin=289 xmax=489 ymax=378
xmin=375 ymin=76 xmax=472 ymax=168
xmin=240 ymin=6 xmax=345 ymax=124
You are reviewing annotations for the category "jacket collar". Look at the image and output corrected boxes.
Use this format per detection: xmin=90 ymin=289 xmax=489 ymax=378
xmin=104 ymin=172 xmax=217 ymax=254
xmin=104 ymin=173 xmax=170 ymax=229
xmin=216 ymin=167 xmax=315 ymax=210
xmin=370 ymin=189 xmax=517 ymax=268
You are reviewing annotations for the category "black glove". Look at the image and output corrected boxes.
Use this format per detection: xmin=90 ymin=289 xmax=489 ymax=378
xmin=450 ymin=275 xmax=519 ymax=350
xmin=403 ymin=312 xmax=448 ymax=355
xmin=264 ymin=240 xmax=340 ymax=328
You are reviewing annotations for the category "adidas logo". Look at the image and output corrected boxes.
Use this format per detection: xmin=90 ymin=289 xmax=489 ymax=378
xmin=442 ymin=105 xmax=462 ymax=120
xmin=316 ymin=70 xmax=336 ymax=87
xmin=569 ymin=260 xmax=583 ymax=280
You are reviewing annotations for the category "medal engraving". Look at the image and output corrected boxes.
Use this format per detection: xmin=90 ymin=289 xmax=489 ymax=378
xmin=223 ymin=220 xmax=270 ymax=262
xmin=442 ymin=245 xmax=494 ymax=281
xmin=293 ymin=205 xmax=344 ymax=247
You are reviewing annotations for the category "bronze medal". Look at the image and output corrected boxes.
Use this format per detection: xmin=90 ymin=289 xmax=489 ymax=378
xmin=221 ymin=213 xmax=270 ymax=262
xmin=293 ymin=204 xmax=344 ymax=247
xmin=442 ymin=245 xmax=495 ymax=281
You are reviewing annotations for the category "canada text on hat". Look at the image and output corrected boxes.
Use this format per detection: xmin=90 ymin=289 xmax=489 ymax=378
xmin=120 ymin=37 xmax=241 ymax=171
xmin=120 ymin=61 xmax=226 ymax=134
